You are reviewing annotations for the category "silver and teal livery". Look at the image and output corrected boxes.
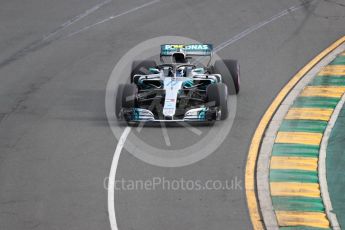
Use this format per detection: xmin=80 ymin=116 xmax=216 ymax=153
xmin=116 ymin=43 xmax=239 ymax=124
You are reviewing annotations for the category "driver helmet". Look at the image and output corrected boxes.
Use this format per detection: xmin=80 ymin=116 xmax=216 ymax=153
xmin=176 ymin=67 xmax=185 ymax=77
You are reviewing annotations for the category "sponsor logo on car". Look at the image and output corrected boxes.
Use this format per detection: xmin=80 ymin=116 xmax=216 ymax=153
xmin=164 ymin=44 xmax=210 ymax=50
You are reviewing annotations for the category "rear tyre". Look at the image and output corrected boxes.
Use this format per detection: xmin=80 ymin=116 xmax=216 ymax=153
xmin=213 ymin=59 xmax=240 ymax=94
xmin=131 ymin=60 xmax=157 ymax=83
xmin=206 ymin=83 xmax=228 ymax=120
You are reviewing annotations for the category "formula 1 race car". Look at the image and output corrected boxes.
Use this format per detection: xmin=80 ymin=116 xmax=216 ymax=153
xmin=116 ymin=44 xmax=240 ymax=123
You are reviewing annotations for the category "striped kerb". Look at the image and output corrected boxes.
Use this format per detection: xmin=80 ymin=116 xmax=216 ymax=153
xmin=269 ymin=53 xmax=345 ymax=229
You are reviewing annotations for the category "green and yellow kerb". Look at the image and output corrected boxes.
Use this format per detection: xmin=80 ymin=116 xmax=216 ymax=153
xmin=269 ymin=52 xmax=345 ymax=229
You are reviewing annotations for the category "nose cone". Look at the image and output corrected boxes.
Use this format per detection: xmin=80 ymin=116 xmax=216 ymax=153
xmin=163 ymin=78 xmax=184 ymax=118
xmin=163 ymin=103 xmax=176 ymax=117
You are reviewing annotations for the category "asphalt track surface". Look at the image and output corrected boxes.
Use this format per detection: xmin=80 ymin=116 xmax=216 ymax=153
xmin=0 ymin=0 xmax=345 ymax=229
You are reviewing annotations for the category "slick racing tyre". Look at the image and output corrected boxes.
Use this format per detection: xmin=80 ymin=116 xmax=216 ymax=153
xmin=131 ymin=60 xmax=157 ymax=83
xmin=115 ymin=84 xmax=124 ymax=119
xmin=206 ymin=83 xmax=228 ymax=120
xmin=213 ymin=59 xmax=240 ymax=95
xmin=115 ymin=84 xmax=138 ymax=119
xmin=121 ymin=84 xmax=138 ymax=108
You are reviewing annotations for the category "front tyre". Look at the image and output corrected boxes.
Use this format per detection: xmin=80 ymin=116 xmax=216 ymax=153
xmin=122 ymin=84 xmax=138 ymax=108
xmin=206 ymin=83 xmax=228 ymax=120
xmin=115 ymin=84 xmax=124 ymax=119
xmin=115 ymin=84 xmax=138 ymax=120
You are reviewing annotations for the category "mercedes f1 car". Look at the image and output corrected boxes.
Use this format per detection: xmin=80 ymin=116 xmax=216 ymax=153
xmin=116 ymin=44 xmax=240 ymax=123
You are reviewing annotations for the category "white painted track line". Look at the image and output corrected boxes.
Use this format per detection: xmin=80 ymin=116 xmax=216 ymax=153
xmin=256 ymin=41 xmax=345 ymax=230
xmin=319 ymin=42 xmax=345 ymax=230
xmin=108 ymin=127 xmax=131 ymax=230
xmin=320 ymin=92 xmax=343 ymax=230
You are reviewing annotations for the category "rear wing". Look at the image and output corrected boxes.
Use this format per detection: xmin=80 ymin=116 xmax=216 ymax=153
xmin=160 ymin=44 xmax=213 ymax=56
